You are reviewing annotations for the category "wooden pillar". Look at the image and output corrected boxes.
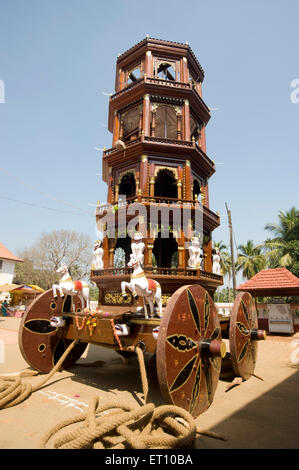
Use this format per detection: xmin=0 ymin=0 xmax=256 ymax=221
xmin=108 ymin=238 xmax=116 ymax=268
xmin=149 ymin=177 xmax=155 ymax=198
xmin=107 ymin=168 xmax=113 ymax=204
xmin=145 ymin=240 xmax=154 ymax=269
xmin=201 ymin=181 xmax=209 ymax=208
xmin=102 ymin=236 xmax=109 ymax=268
xmin=177 ymin=229 xmax=186 ymax=269
xmin=114 ymin=184 xmax=119 ymax=203
xmin=140 ymin=155 xmax=148 ymax=195
xmin=201 ymin=125 xmax=207 ymax=153
xmin=144 ymin=50 xmax=152 ymax=77
xmin=151 ymin=108 xmax=156 ymax=137
xmin=112 ymin=111 xmax=120 ymax=146
xmin=184 ymin=99 xmax=191 ymax=141
xmin=182 ymin=56 xmax=188 ymax=83
xmin=176 ymin=108 xmax=182 ymax=140
xmin=205 ymin=236 xmax=213 ymax=272
xmin=185 ymin=160 xmax=192 ymax=200
xmin=177 ymin=180 xmax=182 ymax=201
xmin=142 ymin=94 xmax=150 ymax=136
xmin=138 ymin=106 xmax=143 ymax=136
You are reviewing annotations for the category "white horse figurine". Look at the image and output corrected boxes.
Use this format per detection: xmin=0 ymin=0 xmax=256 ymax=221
xmin=52 ymin=264 xmax=90 ymax=310
xmin=121 ymin=254 xmax=163 ymax=319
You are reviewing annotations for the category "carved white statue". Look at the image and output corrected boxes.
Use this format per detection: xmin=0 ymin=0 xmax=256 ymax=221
xmin=188 ymin=237 xmax=203 ymax=270
xmin=131 ymin=232 xmax=145 ymax=267
xmin=92 ymin=240 xmax=104 ymax=270
xmin=212 ymin=249 xmax=221 ymax=275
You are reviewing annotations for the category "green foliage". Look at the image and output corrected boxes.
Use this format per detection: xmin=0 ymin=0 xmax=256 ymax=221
xmin=214 ymin=287 xmax=237 ymax=303
xmin=236 ymin=240 xmax=266 ymax=280
xmin=263 ymin=207 xmax=299 ymax=277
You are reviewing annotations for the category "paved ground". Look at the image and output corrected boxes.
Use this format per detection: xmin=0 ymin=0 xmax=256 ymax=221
xmin=0 ymin=316 xmax=299 ymax=449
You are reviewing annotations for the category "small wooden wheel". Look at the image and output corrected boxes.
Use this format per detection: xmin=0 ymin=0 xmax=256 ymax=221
xmin=19 ymin=289 xmax=87 ymax=373
xmin=156 ymin=284 xmax=226 ymax=418
xmin=229 ymin=292 xmax=266 ymax=380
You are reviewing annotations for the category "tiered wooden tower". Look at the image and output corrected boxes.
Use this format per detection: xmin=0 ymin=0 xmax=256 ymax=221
xmin=91 ymin=37 xmax=222 ymax=308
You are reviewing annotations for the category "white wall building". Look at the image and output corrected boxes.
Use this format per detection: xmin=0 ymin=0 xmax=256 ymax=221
xmin=0 ymin=241 xmax=23 ymax=285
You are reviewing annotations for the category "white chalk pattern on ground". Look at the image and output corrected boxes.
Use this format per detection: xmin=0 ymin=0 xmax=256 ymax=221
xmin=37 ymin=390 xmax=89 ymax=413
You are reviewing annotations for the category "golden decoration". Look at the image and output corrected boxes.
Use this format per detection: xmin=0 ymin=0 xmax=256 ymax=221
xmin=104 ymin=292 xmax=132 ymax=305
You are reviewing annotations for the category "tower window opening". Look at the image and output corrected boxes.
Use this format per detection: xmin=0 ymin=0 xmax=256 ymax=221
xmin=114 ymin=235 xmax=132 ymax=267
xmin=190 ymin=115 xmax=200 ymax=143
xmin=154 ymin=105 xmax=177 ymax=140
xmin=153 ymin=231 xmax=178 ymax=268
xmin=154 ymin=168 xmax=178 ymax=199
xmin=155 ymin=62 xmax=176 ymax=81
xmin=127 ymin=66 xmax=141 ymax=84
xmin=122 ymin=106 xmax=140 ymax=142
xmin=119 ymin=172 xmax=136 ymax=198
xmin=193 ymin=179 xmax=201 ymax=201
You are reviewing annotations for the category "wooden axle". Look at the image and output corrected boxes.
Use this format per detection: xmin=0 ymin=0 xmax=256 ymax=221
xmin=250 ymin=329 xmax=267 ymax=341
xmin=199 ymin=339 xmax=226 ymax=358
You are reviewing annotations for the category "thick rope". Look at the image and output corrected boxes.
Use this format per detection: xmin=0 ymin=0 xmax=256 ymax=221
xmin=40 ymin=347 xmax=197 ymax=449
xmin=0 ymin=339 xmax=80 ymax=410
xmin=0 ymin=338 xmax=226 ymax=447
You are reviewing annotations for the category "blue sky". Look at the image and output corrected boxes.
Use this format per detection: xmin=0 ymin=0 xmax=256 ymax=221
xmin=0 ymin=0 xmax=298 ymax=277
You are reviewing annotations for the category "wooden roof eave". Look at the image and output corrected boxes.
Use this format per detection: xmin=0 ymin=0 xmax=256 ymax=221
xmin=102 ymin=140 xmax=215 ymax=183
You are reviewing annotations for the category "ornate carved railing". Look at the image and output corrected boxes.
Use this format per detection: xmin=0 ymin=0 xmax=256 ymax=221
xmin=95 ymin=196 xmax=220 ymax=227
xmin=143 ymin=136 xmax=193 ymax=147
xmin=92 ymin=266 xmax=222 ymax=282
xmin=110 ymin=77 xmax=192 ymax=102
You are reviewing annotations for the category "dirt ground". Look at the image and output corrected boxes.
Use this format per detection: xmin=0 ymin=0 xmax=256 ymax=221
xmin=0 ymin=316 xmax=299 ymax=450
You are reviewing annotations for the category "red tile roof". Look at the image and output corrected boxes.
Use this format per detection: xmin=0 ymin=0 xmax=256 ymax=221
xmin=237 ymin=268 xmax=299 ymax=295
xmin=0 ymin=242 xmax=23 ymax=262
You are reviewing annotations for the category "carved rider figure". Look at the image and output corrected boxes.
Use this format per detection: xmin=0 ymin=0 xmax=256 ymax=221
xmin=92 ymin=239 xmax=104 ymax=270
xmin=212 ymin=249 xmax=221 ymax=275
xmin=131 ymin=232 xmax=145 ymax=267
xmin=188 ymin=237 xmax=203 ymax=270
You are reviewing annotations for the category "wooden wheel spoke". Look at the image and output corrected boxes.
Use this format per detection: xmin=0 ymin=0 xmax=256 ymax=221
xmin=203 ymin=292 xmax=210 ymax=335
xmin=187 ymin=288 xmax=201 ymax=335
xmin=210 ymin=326 xmax=221 ymax=341
xmin=241 ymin=300 xmax=250 ymax=327
xmin=189 ymin=357 xmax=201 ymax=414
xmin=237 ymin=340 xmax=249 ymax=363
xmin=209 ymin=356 xmax=221 ymax=373
xmin=170 ymin=354 xmax=198 ymax=393
xmin=203 ymin=359 xmax=213 ymax=406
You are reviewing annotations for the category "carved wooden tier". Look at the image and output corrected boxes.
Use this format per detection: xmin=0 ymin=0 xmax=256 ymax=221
xmin=92 ymin=37 xmax=223 ymax=306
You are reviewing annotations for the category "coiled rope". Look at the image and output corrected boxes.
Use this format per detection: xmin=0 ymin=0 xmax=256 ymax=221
xmin=0 ymin=339 xmax=80 ymax=409
xmin=0 ymin=339 xmax=225 ymax=448
xmin=40 ymin=346 xmax=198 ymax=449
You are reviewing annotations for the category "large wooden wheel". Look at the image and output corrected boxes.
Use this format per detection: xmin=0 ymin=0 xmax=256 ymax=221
xmin=19 ymin=289 xmax=88 ymax=373
xmin=229 ymin=292 xmax=266 ymax=380
xmin=156 ymin=284 xmax=226 ymax=418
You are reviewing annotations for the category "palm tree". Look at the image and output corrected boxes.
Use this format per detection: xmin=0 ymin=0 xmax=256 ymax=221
xmin=236 ymin=240 xmax=266 ymax=280
xmin=264 ymin=208 xmax=299 ymax=274
xmin=213 ymin=241 xmax=233 ymax=301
